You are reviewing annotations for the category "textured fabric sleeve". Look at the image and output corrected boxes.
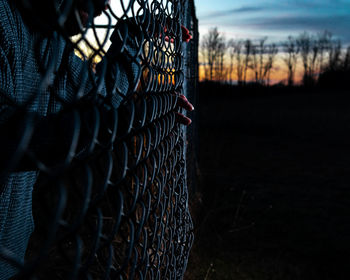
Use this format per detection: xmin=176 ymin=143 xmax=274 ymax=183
xmin=0 ymin=46 xmax=15 ymax=124
xmin=0 ymin=45 xmax=27 ymax=178
xmin=0 ymin=40 xmax=71 ymax=173
xmin=0 ymin=41 xmax=36 ymax=280
xmin=96 ymin=19 xmax=142 ymax=109
xmin=0 ymin=45 xmax=107 ymax=173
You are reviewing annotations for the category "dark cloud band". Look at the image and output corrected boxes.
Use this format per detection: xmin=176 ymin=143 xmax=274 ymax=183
xmin=200 ymin=6 xmax=263 ymax=20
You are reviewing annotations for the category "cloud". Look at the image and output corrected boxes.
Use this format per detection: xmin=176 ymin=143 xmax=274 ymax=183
xmin=197 ymin=1 xmax=350 ymax=45
xmin=224 ymin=15 xmax=350 ymax=43
xmin=245 ymin=15 xmax=350 ymax=31
xmin=200 ymin=6 xmax=264 ymax=21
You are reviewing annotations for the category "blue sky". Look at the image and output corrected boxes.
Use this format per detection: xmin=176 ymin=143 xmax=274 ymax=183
xmin=195 ymin=0 xmax=350 ymax=44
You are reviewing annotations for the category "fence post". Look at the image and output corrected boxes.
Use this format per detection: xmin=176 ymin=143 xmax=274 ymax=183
xmin=183 ymin=0 xmax=199 ymax=196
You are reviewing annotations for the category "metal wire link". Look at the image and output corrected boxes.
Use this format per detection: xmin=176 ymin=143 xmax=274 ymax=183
xmin=0 ymin=0 xmax=197 ymax=278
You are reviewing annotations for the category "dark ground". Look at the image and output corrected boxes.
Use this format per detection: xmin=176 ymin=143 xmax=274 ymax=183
xmin=185 ymin=83 xmax=350 ymax=280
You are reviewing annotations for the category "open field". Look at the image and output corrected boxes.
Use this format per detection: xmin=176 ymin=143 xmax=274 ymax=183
xmin=185 ymin=83 xmax=350 ymax=280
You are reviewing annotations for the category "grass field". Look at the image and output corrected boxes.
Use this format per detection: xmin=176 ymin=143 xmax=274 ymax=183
xmin=185 ymin=83 xmax=350 ymax=280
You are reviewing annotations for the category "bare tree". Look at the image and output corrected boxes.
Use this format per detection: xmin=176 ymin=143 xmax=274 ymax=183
xmin=235 ymin=40 xmax=244 ymax=85
xmin=297 ymin=32 xmax=324 ymax=86
xmin=282 ymin=36 xmax=299 ymax=86
xmin=263 ymin=43 xmax=278 ymax=86
xmin=327 ymin=39 xmax=342 ymax=71
xmin=310 ymin=36 xmax=320 ymax=81
xmin=228 ymin=39 xmax=235 ymax=84
xmin=243 ymin=39 xmax=252 ymax=84
xmin=250 ymin=43 xmax=259 ymax=83
xmin=199 ymin=47 xmax=210 ymax=80
xmin=316 ymin=30 xmax=332 ymax=74
xmin=258 ymin=37 xmax=268 ymax=84
xmin=343 ymin=46 xmax=350 ymax=70
xmin=249 ymin=37 xmax=268 ymax=84
xmin=318 ymin=38 xmax=349 ymax=88
xmin=215 ymin=38 xmax=228 ymax=81
xmin=201 ymin=27 xmax=226 ymax=81
xmin=297 ymin=32 xmax=312 ymax=85
xmin=226 ymin=39 xmax=245 ymax=85
xmin=201 ymin=28 xmax=217 ymax=80
xmin=200 ymin=27 xmax=350 ymax=86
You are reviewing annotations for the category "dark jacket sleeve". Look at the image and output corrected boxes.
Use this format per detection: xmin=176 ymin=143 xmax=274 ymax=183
xmin=0 ymin=16 xmax=143 ymax=175
xmin=0 ymin=40 xmax=122 ymax=174
xmin=96 ymin=19 xmax=142 ymax=108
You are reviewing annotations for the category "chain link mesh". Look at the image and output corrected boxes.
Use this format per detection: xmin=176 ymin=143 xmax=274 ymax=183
xmin=0 ymin=0 xmax=197 ymax=278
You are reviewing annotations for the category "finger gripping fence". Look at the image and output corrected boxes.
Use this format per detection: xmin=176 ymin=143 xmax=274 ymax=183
xmin=0 ymin=0 xmax=197 ymax=279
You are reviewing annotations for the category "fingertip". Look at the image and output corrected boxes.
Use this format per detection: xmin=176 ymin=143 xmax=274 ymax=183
xmin=175 ymin=112 xmax=192 ymax=126
xmin=182 ymin=116 xmax=192 ymax=126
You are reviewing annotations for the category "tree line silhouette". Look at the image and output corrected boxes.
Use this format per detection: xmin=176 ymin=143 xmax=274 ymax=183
xmin=200 ymin=28 xmax=350 ymax=88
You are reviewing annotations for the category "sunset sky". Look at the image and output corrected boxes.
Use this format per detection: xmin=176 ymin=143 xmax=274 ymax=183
xmin=194 ymin=0 xmax=350 ymax=83
xmin=195 ymin=0 xmax=350 ymax=44
xmin=87 ymin=0 xmax=350 ymax=83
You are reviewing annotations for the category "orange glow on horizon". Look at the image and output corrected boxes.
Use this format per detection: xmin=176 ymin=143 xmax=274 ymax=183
xmin=198 ymin=57 xmax=305 ymax=85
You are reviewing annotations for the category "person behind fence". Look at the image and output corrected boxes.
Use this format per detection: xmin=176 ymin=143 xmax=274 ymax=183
xmin=0 ymin=0 xmax=193 ymax=278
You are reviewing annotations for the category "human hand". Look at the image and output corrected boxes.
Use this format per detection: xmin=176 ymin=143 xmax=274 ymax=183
xmin=181 ymin=25 xmax=192 ymax=42
xmin=162 ymin=25 xmax=192 ymax=43
xmin=164 ymin=26 xmax=193 ymax=126
xmin=175 ymin=94 xmax=194 ymax=126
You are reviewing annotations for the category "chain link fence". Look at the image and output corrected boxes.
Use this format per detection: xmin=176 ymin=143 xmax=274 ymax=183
xmin=0 ymin=0 xmax=197 ymax=278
